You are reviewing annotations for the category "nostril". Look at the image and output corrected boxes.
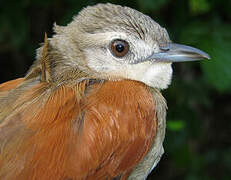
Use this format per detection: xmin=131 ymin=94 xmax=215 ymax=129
xmin=159 ymin=44 xmax=170 ymax=52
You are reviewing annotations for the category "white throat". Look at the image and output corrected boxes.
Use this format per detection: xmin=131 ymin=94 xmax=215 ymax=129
xmin=124 ymin=62 xmax=173 ymax=89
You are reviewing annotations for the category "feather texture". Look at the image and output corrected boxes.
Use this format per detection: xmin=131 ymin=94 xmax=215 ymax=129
xmin=0 ymin=78 xmax=157 ymax=180
xmin=0 ymin=3 xmax=173 ymax=179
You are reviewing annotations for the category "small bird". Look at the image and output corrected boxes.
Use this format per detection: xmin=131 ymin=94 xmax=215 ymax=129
xmin=0 ymin=3 xmax=210 ymax=180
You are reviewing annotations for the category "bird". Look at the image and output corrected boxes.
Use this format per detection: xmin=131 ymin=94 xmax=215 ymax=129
xmin=0 ymin=3 xmax=210 ymax=180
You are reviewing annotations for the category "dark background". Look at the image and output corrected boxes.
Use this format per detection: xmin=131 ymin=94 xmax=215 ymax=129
xmin=0 ymin=0 xmax=231 ymax=179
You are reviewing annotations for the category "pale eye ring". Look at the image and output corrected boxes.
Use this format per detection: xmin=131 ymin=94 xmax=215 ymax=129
xmin=110 ymin=39 xmax=129 ymax=58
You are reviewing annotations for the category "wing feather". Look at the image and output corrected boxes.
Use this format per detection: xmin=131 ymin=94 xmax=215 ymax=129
xmin=0 ymin=79 xmax=157 ymax=180
xmin=0 ymin=79 xmax=87 ymax=180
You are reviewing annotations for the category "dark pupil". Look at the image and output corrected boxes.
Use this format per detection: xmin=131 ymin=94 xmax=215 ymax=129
xmin=115 ymin=43 xmax=124 ymax=53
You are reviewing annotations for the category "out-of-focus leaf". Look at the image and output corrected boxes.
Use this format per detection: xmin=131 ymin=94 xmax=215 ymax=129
xmin=201 ymin=40 xmax=231 ymax=93
xmin=167 ymin=120 xmax=185 ymax=131
xmin=222 ymin=148 xmax=231 ymax=169
xmin=189 ymin=0 xmax=210 ymax=14
xmin=137 ymin=0 xmax=169 ymax=12
xmin=60 ymin=0 xmax=89 ymax=25
xmin=180 ymin=22 xmax=231 ymax=93
xmin=32 ymin=0 xmax=53 ymax=6
xmin=0 ymin=2 xmax=29 ymax=49
xmin=171 ymin=144 xmax=191 ymax=167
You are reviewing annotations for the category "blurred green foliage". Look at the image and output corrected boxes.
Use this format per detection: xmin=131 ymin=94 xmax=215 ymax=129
xmin=0 ymin=0 xmax=231 ymax=179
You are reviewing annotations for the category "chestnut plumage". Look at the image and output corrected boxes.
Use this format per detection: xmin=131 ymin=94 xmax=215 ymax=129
xmin=0 ymin=3 xmax=209 ymax=180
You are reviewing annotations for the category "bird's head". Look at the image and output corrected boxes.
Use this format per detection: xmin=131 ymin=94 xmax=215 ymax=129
xmin=34 ymin=3 xmax=210 ymax=89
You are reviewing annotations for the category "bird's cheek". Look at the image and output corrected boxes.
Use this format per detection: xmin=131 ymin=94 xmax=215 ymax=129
xmin=84 ymin=48 xmax=110 ymax=72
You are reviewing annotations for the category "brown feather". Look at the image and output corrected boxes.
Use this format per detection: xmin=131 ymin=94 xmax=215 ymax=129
xmin=0 ymin=80 xmax=85 ymax=179
xmin=67 ymin=80 xmax=156 ymax=179
xmin=0 ymin=78 xmax=24 ymax=92
xmin=0 ymin=3 xmax=172 ymax=179
xmin=0 ymin=79 xmax=156 ymax=180
xmin=40 ymin=33 xmax=52 ymax=83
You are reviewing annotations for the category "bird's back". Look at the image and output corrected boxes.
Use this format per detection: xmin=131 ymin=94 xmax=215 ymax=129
xmin=0 ymin=78 xmax=157 ymax=180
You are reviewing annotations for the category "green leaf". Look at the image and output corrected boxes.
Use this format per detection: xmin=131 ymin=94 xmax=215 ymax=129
xmin=189 ymin=0 xmax=210 ymax=15
xmin=201 ymin=40 xmax=231 ymax=92
xmin=137 ymin=0 xmax=169 ymax=12
xmin=167 ymin=120 xmax=185 ymax=131
xmin=180 ymin=22 xmax=231 ymax=93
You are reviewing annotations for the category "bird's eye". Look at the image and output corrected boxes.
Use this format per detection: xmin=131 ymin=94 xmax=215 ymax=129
xmin=111 ymin=39 xmax=129 ymax=58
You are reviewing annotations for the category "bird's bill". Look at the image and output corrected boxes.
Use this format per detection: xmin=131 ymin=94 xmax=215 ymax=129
xmin=148 ymin=43 xmax=210 ymax=62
